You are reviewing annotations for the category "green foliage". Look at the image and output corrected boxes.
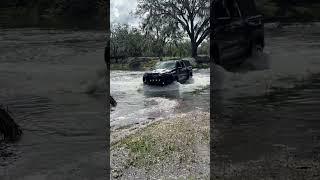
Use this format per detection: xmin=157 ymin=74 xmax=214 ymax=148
xmin=143 ymin=59 xmax=159 ymax=70
xmin=198 ymin=40 xmax=209 ymax=55
xmin=135 ymin=0 xmax=210 ymax=57
xmin=110 ymin=24 xmax=145 ymax=58
xmin=110 ymin=63 xmax=130 ymax=71
xmin=110 ymin=23 xmax=194 ymax=59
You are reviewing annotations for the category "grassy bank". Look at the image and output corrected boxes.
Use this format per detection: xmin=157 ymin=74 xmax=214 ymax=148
xmin=111 ymin=111 xmax=210 ymax=179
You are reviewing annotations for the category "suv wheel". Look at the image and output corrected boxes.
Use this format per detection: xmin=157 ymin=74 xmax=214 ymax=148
xmin=249 ymin=41 xmax=264 ymax=57
xmin=253 ymin=43 xmax=263 ymax=54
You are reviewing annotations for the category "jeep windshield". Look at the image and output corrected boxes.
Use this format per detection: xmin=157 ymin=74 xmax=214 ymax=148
xmin=155 ymin=61 xmax=176 ymax=70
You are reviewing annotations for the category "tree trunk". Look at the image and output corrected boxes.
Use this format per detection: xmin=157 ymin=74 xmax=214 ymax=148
xmin=191 ymin=42 xmax=198 ymax=58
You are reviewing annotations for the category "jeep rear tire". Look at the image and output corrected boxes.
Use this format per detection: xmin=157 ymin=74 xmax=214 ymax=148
xmin=249 ymin=40 xmax=264 ymax=57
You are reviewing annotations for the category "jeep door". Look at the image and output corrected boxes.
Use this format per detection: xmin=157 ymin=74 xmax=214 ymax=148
xmin=183 ymin=60 xmax=192 ymax=75
xmin=176 ymin=61 xmax=188 ymax=82
xmin=180 ymin=61 xmax=189 ymax=80
xmin=212 ymin=0 xmax=246 ymax=64
xmin=225 ymin=0 xmax=248 ymax=60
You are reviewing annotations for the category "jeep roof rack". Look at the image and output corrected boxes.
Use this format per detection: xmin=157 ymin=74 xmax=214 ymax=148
xmin=211 ymin=0 xmax=259 ymax=18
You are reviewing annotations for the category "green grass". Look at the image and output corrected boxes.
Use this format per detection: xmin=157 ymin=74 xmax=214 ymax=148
xmin=110 ymin=63 xmax=130 ymax=71
xmin=142 ymin=59 xmax=159 ymax=70
xmin=119 ymin=133 xmax=178 ymax=167
xmin=115 ymin=121 xmax=182 ymax=167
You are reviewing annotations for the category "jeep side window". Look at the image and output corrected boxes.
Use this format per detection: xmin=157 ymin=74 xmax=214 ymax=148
xmin=176 ymin=62 xmax=182 ymax=69
xmin=183 ymin=61 xmax=190 ymax=66
xmin=181 ymin=61 xmax=186 ymax=68
xmin=225 ymin=0 xmax=241 ymax=18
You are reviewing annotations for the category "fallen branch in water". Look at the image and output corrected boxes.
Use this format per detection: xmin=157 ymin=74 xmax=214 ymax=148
xmin=110 ymin=96 xmax=117 ymax=107
xmin=0 ymin=105 xmax=22 ymax=142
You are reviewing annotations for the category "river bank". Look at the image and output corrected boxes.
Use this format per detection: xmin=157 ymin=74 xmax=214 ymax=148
xmin=111 ymin=111 xmax=210 ymax=179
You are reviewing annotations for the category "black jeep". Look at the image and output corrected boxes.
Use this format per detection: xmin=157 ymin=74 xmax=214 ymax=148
xmin=181 ymin=60 xmax=193 ymax=77
xmin=143 ymin=60 xmax=192 ymax=86
xmin=211 ymin=0 xmax=264 ymax=66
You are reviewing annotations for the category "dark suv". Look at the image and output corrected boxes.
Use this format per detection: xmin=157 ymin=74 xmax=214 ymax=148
xmin=211 ymin=0 xmax=264 ymax=66
xmin=143 ymin=60 xmax=192 ymax=86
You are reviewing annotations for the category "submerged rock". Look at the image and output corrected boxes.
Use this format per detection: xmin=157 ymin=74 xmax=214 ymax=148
xmin=0 ymin=106 xmax=22 ymax=142
xmin=110 ymin=96 xmax=117 ymax=107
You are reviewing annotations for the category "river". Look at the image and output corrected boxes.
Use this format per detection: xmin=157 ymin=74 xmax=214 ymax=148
xmin=212 ymin=23 xmax=320 ymax=176
xmin=110 ymin=69 xmax=210 ymax=142
xmin=0 ymin=28 xmax=107 ymax=179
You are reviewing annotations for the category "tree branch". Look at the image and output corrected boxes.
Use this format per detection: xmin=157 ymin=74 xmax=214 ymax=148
xmin=196 ymin=27 xmax=209 ymax=46
xmin=195 ymin=17 xmax=209 ymax=40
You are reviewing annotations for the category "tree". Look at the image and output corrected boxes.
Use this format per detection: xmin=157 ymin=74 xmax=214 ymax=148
xmin=136 ymin=0 xmax=210 ymax=58
xmin=110 ymin=24 xmax=145 ymax=59
xmin=142 ymin=16 xmax=177 ymax=58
